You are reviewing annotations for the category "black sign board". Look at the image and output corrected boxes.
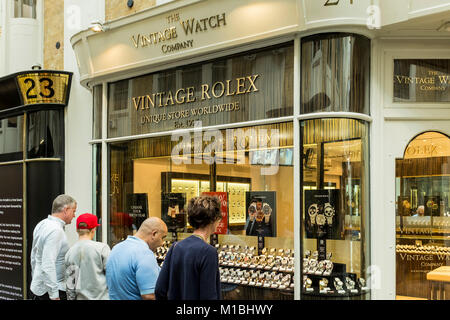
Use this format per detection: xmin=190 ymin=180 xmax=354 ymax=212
xmin=126 ymin=193 xmax=149 ymax=231
xmin=245 ymin=191 xmax=277 ymax=237
xmin=394 ymin=59 xmax=450 ymax=102
xmin=0 ymin=164 xmax=24 ymax=300
xmin=304 ymin=189 xmax=342 ymax=240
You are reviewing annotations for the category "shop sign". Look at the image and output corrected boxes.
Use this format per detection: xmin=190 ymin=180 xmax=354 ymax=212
xmin=394 ymin=59 xmax=450 ymax=102
xmin=16 ymin=72 xmax=72 ymax=106
xmin=130 ymin=12 xmax=227 ymax=54
xmin=131 ymin=74 xmax=260 ymax=129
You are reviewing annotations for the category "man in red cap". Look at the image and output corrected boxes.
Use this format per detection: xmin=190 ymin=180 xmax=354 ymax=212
xmin=64 ymin=213 xmax=111 ymax=300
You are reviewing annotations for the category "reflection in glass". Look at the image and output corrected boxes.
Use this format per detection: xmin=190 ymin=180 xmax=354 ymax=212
xmin=395 ymin=131 xmax=450 ymax=300
xmin=107 ymin=43 xmax=293 ymax=138
xmin=0 ymin=116 xmax=24 ymax=161
xmin=301 ymin=118 xmax=370 ymax=299
xmin=301 ymin=34 xmax=370 ymax=114
xmin=27 ymin=110 xmax=64 ymax=159
xmin=108 ymin=122 xmax=294 ymax=299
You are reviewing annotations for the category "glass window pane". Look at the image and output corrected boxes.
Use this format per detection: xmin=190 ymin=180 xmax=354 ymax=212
xmin=27 ymin=110 xmax=64 ymax=159
xmin=301 ymin=34 xmax=370 ymax=115
xmin=93 ymin=85 xmax=103 ymax=140
xmin=301 ymin=118 xmax=370 ymax=299
xmin=395 ymin=131 xmax=450 ymax=300
xmin=107 ymin=43 xmax=293 ymax=138
xmin=108 ymin=122 xmax=294 ymax=299
xmin=14 ymin=0 xmax=36 ymax=19
xmin=0 ymin=115 xmax=23 ymax=161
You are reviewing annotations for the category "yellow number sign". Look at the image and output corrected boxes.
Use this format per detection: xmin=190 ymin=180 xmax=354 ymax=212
xmin=16 ymin=72 xmax=71 ymax=105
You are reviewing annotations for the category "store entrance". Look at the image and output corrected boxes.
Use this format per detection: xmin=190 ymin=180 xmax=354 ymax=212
xmin=395 ymin=131 xmax=450 ymax=300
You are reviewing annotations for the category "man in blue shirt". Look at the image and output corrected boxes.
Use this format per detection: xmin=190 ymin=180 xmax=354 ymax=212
xmin=106 ymin=217 xmax=168 ymax=300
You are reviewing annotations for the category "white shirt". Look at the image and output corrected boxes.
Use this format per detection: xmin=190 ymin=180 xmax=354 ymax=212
xmin=30 ymin=215 xmax=69 ymax=299
xmin=64 ymin=239 xmax=111 ymax=300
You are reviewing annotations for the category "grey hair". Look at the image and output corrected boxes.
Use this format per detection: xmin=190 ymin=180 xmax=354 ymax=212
xmin=51 ymin=194 xmax=76 ymax=214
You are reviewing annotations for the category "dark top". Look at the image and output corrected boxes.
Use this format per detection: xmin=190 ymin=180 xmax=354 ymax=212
xmin=155 ymin=235 xmax=221 ymax=300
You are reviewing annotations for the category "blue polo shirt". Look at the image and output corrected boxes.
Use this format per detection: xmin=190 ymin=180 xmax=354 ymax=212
xmin=106 ymin=236 xmax=160 ymax=300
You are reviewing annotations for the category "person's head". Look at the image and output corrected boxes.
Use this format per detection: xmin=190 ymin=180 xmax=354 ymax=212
xmin=76 ymin=213 xmax=100 ymax=239
xmin=187 ymin=196 xmax=222 ymax=232
xmin=135 ymin=217 xmax=168 ymax=252
xmin=51 ymin=194 xmax=77 ymax=224
xmin=417 ymin=205 xmax=425 ymax=216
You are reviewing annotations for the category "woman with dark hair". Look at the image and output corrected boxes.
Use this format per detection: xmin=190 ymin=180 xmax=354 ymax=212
xmin=155 ymin=195 xmax=222 ymax=300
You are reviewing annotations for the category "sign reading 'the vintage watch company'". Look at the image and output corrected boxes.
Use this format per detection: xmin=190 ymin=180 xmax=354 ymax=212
xmin=394 ymin=59 xmax=450 ymax=103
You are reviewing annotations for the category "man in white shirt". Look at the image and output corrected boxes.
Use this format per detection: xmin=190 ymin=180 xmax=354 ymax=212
xmin=65 ymin=213 xmax=110 ymax=300
xmin=30 ymin=194 xmax=77 ymax=300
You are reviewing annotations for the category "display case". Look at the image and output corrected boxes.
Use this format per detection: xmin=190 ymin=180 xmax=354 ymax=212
xmin=156 ymin=238 xmax=295 ymax=300
xmin=161 ymin=172 xmax=250 ymax=228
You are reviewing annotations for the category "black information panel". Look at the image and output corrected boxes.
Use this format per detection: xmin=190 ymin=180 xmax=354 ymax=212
xmin=0 ymin=164 xmax=24 ymax=300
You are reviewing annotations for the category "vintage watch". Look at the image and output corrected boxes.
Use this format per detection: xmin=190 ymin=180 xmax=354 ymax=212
xmin=316 ymin=260 xmax=325 ymax=275
xmin=307 ymin=259 xmax=318 ymax=274
xmin=345 ymin=277 xmax=355 ymax=290
xmin=346 ymin=277 xmax=358 ymax=293
xmin=303 ymin=276 xmax=313 ymax=292
xmin=359 ymin=278 xmax=369 ymax=291
xmin=305 ymin=250 xmax=311 ymax=259
xmin=323 ymin=260 xmax=333 ymax=276
xmin=334 ymin=277 xmax=344 ymax=292
xmin=319 ymin=278 xmax=329 ymax=292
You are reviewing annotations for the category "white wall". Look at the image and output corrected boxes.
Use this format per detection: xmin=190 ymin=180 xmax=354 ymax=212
xmin=63 ymin=0 xmax=105 ymax=245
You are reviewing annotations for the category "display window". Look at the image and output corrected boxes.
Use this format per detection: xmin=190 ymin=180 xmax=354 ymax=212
xmin=0 ymin=115 xmax=23 ymax=162
xmin=108 ymin=122 xmax=294 ymax=299
xmin=299 ymin=33 xmax=371 ymax=300
xmin=396 ymin=131 xmax=450 ymax=300
xmin=300 ymin=118 xmax=370 ymax=299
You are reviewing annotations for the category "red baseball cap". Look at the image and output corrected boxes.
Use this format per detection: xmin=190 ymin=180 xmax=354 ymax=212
xmin=76 ymin=213 xmax=101 ymax=229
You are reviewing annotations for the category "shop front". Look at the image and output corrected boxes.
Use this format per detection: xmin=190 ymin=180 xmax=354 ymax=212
xmin=70 ymin=0 xmax=450 ymax=300
xmin=0 ymin=69 xmax=72 ymax=299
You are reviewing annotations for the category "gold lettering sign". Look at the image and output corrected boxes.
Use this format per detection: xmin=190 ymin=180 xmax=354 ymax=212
xmin=131 ymin=74 xmax=259 ymax=128
xmin=16 ymin=72 xmax=71 ymax=105
xmin=394 ymin=59 xmax=450 ymax=102
xmin=130 ymin=12 xmax=227 ymax=54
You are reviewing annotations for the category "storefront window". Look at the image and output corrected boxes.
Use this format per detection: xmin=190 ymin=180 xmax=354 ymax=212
xmin=27 ymin=110 xmax=64 ymax=159
xmin=107 ymin=43 xmax=293 ymax=138
xmin=301 ymin=118 xmax=370 ymax=299
xmin=0 ymin=115 xmax=23 ymax=162
xmin=301 ymin=34 xmax=370 ymax=115
xmin=109 ymin=122 xmax=295 ymax=299
xmin=396 ymin=131 xmax=450 ymax=300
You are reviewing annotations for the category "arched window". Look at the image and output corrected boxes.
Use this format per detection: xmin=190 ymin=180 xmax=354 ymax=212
xmin=396 ymin=131 xmax=450 ymax=300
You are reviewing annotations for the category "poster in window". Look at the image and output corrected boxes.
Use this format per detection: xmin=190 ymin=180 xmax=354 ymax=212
xmin=126 ymin=193 xmax=148 ymax=232
xmin=161 ymin=193 xmax=187 ymax=231
xmin=304 ymin=189 xmax=342 ymax=240
xmin=201 ymin=192 xmax=228 ymax=234
xmin=245 ymin=191 xmax=276 ymax=237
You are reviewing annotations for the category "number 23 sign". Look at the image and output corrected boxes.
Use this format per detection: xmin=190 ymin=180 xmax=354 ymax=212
xmin=16 ymin=72 xmax=72 ymax=105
